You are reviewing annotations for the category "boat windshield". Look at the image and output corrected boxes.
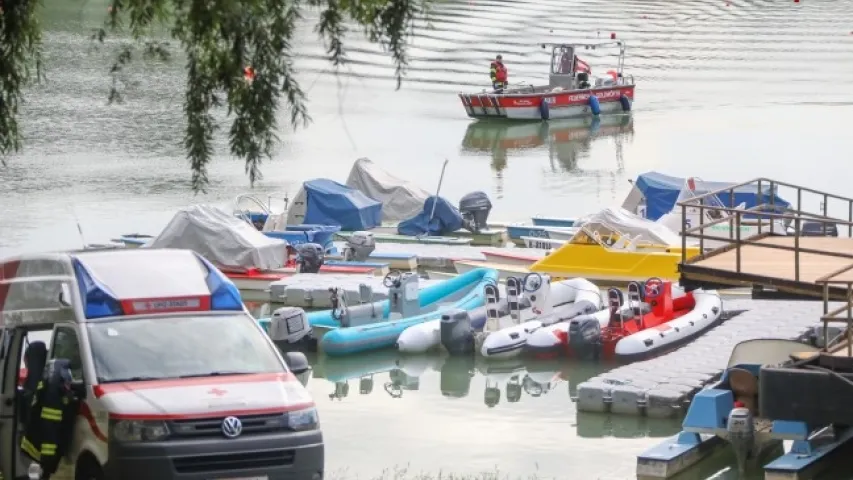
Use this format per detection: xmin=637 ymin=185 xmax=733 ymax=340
xmin=673 ymin=177 xmax=738 ymax=220
xmin=571 ymin=207 xmax=682 ymax=247
xmin=87 ymin=313 xmax=284 ymax=383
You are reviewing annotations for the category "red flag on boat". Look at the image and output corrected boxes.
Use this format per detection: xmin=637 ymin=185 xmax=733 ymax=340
xmin=687 ymin=177 xmax=697 ymax=191
xmin=574 ymin=56 xmax=591 ymax=74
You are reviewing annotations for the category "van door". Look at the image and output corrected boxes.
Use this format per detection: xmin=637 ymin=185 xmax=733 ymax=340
xmin=0 ymin=327 xmax=24 ymax=480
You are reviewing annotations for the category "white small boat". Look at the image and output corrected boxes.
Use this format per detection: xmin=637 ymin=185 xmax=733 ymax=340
xmin=479 ymin=276 xmax=603 ymax=359
xmin=454 ymin=260 xmax=530 ymax=281
xmin=397 ymin=274 xmax=576 ymax=354
xmin=481 ymin=249 xmax=546 ymax=268
xmin=522 ymin=236 xmax=566 ymax=250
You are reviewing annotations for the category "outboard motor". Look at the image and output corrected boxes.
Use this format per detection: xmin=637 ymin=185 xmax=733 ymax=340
xmin=385 ymin=271 xmax=420 ymax=318
xmin=440 ymin=308 xmax=475 ymax=355
xmin=269 ymin=307 xmax=312 ymax=347
xmin=359 ymin=376 xmax=374 ymax=394
xmin=727 ymin=406 xmax=755 ymax=473
xmin=440 ymin=356 xmax=475 ymax=398
xmin=342 ymin=231 xmax=376 ymax=261
xmin=459 ymin=191 xmax=492 ymax=233
xmin=296 ymin=243 xmax=325 ymax=273
xmin=568 ymin=316 xmax=603 ymax=359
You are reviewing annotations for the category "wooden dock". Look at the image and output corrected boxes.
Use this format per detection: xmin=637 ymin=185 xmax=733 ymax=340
xmin=675 ymin=177 xmax=853 ymax=300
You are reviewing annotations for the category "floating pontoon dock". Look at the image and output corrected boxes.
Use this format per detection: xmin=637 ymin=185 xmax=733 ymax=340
xmin=576 ymin=299 xmax=834 ymax=418
xmin=676 ymin=178 xmax=853 ymax=300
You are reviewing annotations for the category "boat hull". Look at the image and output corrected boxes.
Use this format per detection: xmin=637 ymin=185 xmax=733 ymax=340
xmin=459 ymin=85 xmax=635 ymax=120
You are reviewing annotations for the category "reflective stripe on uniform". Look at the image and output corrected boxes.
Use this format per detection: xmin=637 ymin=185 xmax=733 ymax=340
xmin=40 ymin=443 xmax=57 ymax=456
xmin=41 ymin=407 xmax=63 ymax=421
xmin=21 ymin=437 xmax=40 ymax=460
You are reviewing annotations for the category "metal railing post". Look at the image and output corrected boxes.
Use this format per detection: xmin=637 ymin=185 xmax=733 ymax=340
xmin=736 ymin=211 xmax=742 ymax=272
xmin=794 ymin=217 xmax=801 ymax=282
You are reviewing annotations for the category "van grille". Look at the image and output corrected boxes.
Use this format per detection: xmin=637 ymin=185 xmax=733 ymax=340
xmin=172 ymin=449 xmax=295 ymax=473
xmin=169 ymin=413 xmax=286 ymax=438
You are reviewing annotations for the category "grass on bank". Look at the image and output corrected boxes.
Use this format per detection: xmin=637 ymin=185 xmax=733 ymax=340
xmin=327 ymin=465 xmax=557 ymax=480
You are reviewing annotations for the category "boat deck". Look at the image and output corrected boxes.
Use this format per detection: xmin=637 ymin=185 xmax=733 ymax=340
xmin=680 ymin=236 xmax=853 ymax=299
xmin=576 ymin=299 xmax=836 ymax=418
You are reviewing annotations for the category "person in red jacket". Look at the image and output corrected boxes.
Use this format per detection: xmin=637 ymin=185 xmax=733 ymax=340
xmin=490 ymin=55 xmax=508 ymax=92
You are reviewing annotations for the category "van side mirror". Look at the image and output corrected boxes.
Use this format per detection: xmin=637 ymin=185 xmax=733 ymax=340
xmin=58 ymin=284 xmax=73 ymax=308
xmin=284 ymin=351 xmax=311 ymax=375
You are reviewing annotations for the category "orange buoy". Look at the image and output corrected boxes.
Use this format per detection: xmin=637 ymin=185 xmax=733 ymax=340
xmin=606 ymin=70 xmax=618 ymax=80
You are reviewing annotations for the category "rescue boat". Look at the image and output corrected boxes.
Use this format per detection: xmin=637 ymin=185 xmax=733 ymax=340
xmin=459 ymin=41 xmax=635 ymax=121
xmin=528 ymin=207 xmax=701 ymax=283
xmin=526 ymin=279 xmax=722 ymax=362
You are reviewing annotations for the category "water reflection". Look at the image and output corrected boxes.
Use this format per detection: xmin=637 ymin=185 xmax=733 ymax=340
xmin=460 ymin=115 xmax=634 ymax=196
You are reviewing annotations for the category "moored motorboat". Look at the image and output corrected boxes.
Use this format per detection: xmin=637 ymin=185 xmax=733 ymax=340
xmin=567 ymin=279 xmax=722 ymax=362
xmin=481 ymin=249 xmax=545 ymax=268
xmin=529 ymin=207 xmax=701 ymax=283
xmin=307 ymin=268 xmax=499 ymax=356
xmin=459 ymin=41 xmax=634 ymax=121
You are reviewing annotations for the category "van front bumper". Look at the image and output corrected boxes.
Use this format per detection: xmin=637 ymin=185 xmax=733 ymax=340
xmin=104 ymin=429 xmax=324 ymax=480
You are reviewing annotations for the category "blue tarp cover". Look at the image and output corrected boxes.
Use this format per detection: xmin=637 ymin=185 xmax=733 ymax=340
xmin=635 ymin=172 xmax=790 ymax=221
xmin=303 ymin=179 xmax=382 ymax=230
xmin=397 ymin=196 xmax=464 ymax=236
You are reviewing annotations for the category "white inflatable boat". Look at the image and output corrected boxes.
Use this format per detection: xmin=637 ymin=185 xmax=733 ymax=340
xmin=396 ymin=273 xmax=578 ymax=354
xmin=478 ymin=276 xmax=603 ymax=359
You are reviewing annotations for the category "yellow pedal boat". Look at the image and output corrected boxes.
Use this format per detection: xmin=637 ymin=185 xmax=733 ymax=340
xmin=529 ymin=208 xmax=701 ymax=283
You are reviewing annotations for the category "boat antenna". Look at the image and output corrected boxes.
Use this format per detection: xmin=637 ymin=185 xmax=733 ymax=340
xmin=70 ymin=205 xmax=87 ymax=248
xmin=427 ymin=158 xmax=450 ymax=227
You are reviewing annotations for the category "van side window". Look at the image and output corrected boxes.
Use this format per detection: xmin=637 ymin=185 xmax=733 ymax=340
xmin=51 ymin=327 xmax=84 ymax=382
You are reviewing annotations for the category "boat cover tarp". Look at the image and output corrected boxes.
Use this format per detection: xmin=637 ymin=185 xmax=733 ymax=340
xmin=397 ymin=196 xmax=464 ymax=236
xmin=574 ymin=207 xmax=683 ymax=246
xmin=633 ymin=171 xmax=790 ymax=221
xmin=146 ymin=205 xmax=287 ymax=269
xmin=345 ymin=157 xmax=431 ymax=222
xmin=302 ymin=179 xmax=383 ymax=230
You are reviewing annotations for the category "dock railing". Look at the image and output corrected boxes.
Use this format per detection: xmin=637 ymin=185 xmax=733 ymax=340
xmin=817 ymin=267 xmax=853 ymax=357
xmin=677 ymin=178 xmax=853 ymax=297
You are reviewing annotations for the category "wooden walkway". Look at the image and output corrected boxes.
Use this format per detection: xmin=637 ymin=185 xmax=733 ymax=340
xmin=680 ymin=236 xmax=853 ymax=299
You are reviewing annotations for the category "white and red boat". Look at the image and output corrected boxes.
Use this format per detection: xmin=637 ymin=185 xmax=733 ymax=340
xmin=459 ymin=41 xmax=634 ymax=121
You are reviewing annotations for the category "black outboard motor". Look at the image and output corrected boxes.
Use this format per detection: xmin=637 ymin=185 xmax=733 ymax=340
xmin=296 ymin=243 xmax=325 ymax=273
xmin=568 ymin=316 xmax=603 ymax=360
xmin=440 ymin=308 xmax=475 ymax=355
xmin=798 ymin=221 xmax=838 ymax=237
xmin=459 ymin=191 xmax=492 ymax=233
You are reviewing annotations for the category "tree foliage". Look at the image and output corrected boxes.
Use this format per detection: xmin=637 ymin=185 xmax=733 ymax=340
xmin=0 ymin=0 xmax=429 ymax=192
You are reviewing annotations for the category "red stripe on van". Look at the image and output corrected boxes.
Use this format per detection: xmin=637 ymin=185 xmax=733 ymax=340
xmin=0 ymin=260 xmax=21 ymax=311
xmin=93 ymin=372 xmax=297 ymax=397
xmin=108 ymin=402 xmax=315 ymax=421
xmin=78 ymin=402 xmax=108 ymax=442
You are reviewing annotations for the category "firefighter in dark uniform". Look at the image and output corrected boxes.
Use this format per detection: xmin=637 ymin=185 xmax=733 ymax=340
xmin=20 ymin=359 xmax=78 ymax=480
xmin=489 ymin=55 xmax=508 ymax=92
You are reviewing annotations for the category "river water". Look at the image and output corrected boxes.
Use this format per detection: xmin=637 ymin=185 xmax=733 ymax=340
xmin=3 ymin=0 xmax=853 ymax=478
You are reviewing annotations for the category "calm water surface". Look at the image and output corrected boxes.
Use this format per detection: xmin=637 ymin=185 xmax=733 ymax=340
xmin=4 ymin=0 xmax=853 ymax=477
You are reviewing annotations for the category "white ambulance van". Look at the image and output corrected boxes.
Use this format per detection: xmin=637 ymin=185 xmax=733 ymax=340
xmin=0 ymin=248 xmax=323 ymax=480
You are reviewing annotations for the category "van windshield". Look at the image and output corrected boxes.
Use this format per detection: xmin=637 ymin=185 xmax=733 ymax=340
xmin=86 ymin=313 xmax=284 ymax=383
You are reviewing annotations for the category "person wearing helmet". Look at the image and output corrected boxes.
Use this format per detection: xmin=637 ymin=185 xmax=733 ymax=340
xmin=490 ymin=54 xmax=508 ymax=92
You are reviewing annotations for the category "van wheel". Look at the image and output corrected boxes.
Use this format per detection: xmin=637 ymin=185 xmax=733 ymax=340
xmin=76 ymin=457 xmax=105 ymax=480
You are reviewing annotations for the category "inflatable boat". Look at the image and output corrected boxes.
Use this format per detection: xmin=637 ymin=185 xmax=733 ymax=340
xmin=306 ymin=268 xmax=499 ymax=356
xmin=397 ymin=273 xmax=588 ymax=354
xmin=432 ymin=275 xmax=602 ymax=359
xmin=525 ymin=278 xmax=722 ymax=362
xmin=478 ymin=276 xmax=603 ymax=359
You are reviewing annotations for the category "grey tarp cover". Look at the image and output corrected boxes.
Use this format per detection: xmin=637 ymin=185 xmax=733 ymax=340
xmin=146 ymin=204 xmax=287 ymax=270
xmin=345 ymin=157 xmax=431 ymax=222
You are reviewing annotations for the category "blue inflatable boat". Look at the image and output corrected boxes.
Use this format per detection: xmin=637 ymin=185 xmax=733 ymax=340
xmin=310 ymin=267 xmax=499 ymax=356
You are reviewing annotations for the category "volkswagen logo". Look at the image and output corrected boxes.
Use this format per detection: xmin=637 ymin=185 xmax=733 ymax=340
xmin=221 ymin=416 xmax=243 ymax=439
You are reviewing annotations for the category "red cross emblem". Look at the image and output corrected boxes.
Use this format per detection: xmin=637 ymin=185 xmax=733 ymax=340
xmin=208 ymin=388 xmax=227 ymax=397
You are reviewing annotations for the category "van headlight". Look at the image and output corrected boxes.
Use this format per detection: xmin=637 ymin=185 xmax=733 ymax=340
xmin=287 ymin=408 xmax=319 ymax=431
xmin=110 ymin=420 xmax=170 ymax=442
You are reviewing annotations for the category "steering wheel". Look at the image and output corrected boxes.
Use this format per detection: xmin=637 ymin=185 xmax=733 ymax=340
xmin=523 ymin=272 xmax=543 ymax=293
xmin=644 ymin=277 xmax=664 ymax=300
xmin=383 ymin=270 xmax=403 ymax=288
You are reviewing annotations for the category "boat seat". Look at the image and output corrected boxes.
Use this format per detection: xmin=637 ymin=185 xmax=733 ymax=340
xmin=728 ymin=367 xmax=759 ymax=415
xmin=611 ymin=234 xmax=631 ymax=249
